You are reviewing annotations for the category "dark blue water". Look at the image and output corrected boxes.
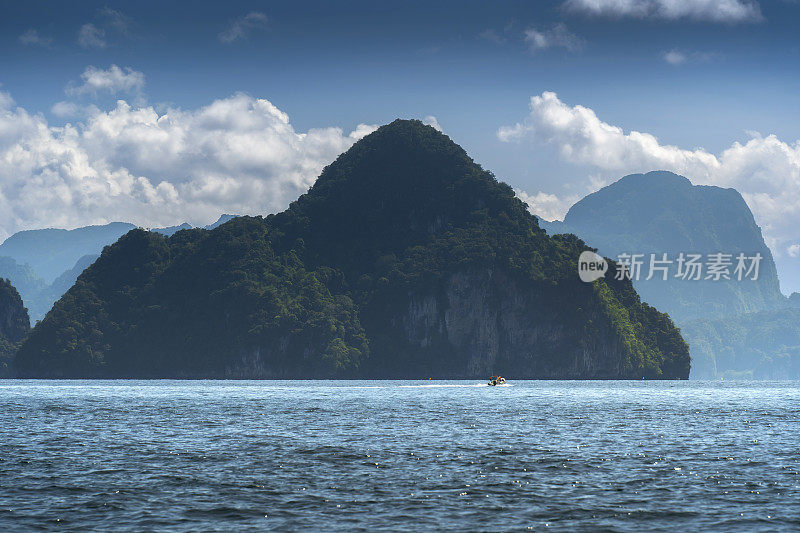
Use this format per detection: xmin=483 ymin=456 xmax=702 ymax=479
xmin=1 ymin=380 xmax=798 ymax=532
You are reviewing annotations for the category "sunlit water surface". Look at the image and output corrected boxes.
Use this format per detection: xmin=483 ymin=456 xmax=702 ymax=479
xmin=1 ymin=380 xmax=798 ymax=531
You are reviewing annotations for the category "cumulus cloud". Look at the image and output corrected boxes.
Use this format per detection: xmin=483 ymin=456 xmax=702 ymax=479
xmin=788 ymin=244 xmax=800 ymax=258
xmin=563 ymin=0 xmax=763 ymax=23
xmin=51 ymin=101 xmax=100 ymax=119
xmin=51 ymin=101 xmax=82 ymax=118
xmin=78 ymin=23 xmax=106 ymax=48
xmin=219 ymin=11 xmax=269 ymax=43
xmin=515 ymin=189 xmax=581 ymax=222
xmin=0 ymin=91 xmax=376 ymax=240
xmin=524 ymin=24 xmax=583 ymax=53
xmin=0 ymin=91 xmax=14 ymax=110
xmin=499 ymin=90 xmax=800 ymax=281
xmin=66 ymin=65 xmax=146 ymax=100
xmin=19 ymin=29 xmax=52 ymax=46
xmin=423 ymin=115 xmax=443 ymax=132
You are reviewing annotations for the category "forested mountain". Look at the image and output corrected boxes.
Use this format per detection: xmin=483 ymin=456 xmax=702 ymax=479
xmin=0 ymin=218 xmax=241 ymax=323
xmin=539 ymin=171 xmax=784 ymax=323
xmin=0 ymin=254 xmax=100 ymax=323
xmin=537 ymin=171 xmax=797 ymax=379
xmin=15 ymin=120 xmax=689 ymax=379
xmin=0 ymin=223 xmax=137 ymax=283
xmin=0 ymin=279 xmax=30 ymax=377
xmin=0 ymin=257 xmax=46 ymax=317
xmin=682 ymin=309 xmax=800 ymax=379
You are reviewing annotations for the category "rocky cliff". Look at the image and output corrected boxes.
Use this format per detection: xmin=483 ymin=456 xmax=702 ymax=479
xmin=365 ymin=267 xmax=635 ymax=379
xmin=0 ymin=278 xmax=30 ymax=376
xmin=538 ymin=171 xmax=785 ymax=323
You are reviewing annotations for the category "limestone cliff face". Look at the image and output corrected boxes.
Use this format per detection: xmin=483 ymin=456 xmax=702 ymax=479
xmin=0 ymin=279 xmax=29 ymax=344
xmin=368 ymin=268 xmax=639 ymax=379
xmin=542 ymin=171 xmax=785 ymax=323
xmin=222 ymin=268 xmax=641 ymax=380
xmin=0 ymin=278 xmax=31 ymax=376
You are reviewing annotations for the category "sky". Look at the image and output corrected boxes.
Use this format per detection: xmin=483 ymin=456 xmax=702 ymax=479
xmin=1 ymin=0 xmax=799 ymax=292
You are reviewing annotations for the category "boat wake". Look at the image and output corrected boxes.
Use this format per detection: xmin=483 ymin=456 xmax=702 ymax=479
xmin=349 ymin=383 xmax=513 ymax=389
xmin=397 ymin=383 xmax=492 ymax=388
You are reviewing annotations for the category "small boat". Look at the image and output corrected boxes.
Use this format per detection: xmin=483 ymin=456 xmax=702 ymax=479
xmin=488 ymin=375 xmax=506 ymax=386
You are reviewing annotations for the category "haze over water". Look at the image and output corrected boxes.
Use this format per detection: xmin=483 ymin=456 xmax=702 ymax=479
xmin=1 ymin=380 xmax=798 ymax=531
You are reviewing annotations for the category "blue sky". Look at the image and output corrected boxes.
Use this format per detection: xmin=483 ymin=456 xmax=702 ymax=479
xmin=1 ymin=0 xmax=799 ymax=291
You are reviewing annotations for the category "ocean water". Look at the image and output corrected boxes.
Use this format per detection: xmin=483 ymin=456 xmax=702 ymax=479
xmin=0 ymin=380 xmax=798 ymax=532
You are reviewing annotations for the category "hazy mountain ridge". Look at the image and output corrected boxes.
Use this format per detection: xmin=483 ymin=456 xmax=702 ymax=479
xmin=681 ymin=309 xmax=800 ymax=379
xmin=535 ymin=171 xmax=798 ymax=379
xmin=539 ymin=171 xmax=785 ymax=322
xmin=14 ymin=120 xmax=689 ymax=379
xmin=0 ymin=223 xmax=137 ymax=283
xmin=0 ymin=216 xmax=239 ymax=322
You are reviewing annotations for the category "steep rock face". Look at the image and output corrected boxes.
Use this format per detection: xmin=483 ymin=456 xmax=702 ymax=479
xmin=363 ymin=262 xmax=684 ymax=379
xmin=15 ymin=120 xmax=690 ymax=379
xmin=536 ymin=171 xmax=799 ymax=380
xmin=386 ymin=268 xmax=629 ymax=378
xmin=0 ymin=257 xmax=47 ymax=316
xmin=0 ymin=278 xmax=30 ymax=376
xmin=0 ymin=279 xmax=29 ymax=344
xmin=538 ymin=171 xmax=784 ymax=323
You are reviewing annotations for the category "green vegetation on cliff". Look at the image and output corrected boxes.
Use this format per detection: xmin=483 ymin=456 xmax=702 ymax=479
xmin=539 ymin=171 xmax=785 ymax=323
xmin=0 ymin=278 xmax=30 ymax=376
xmin=682 ymin=309 xmax=800 ymax=379
xmin=15 ymin=120 xmax=689 ymax=379
xmin=537 ymin=171 xmax=795 ymax=379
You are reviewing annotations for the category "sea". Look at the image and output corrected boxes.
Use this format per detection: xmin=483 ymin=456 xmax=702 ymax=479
xmin=0 ymin=380 xmax=798 ymax=532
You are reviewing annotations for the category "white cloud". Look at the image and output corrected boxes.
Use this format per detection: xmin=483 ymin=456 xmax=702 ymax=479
xmin=78 ymin=23 xmax=106 ymax=48
xmin=515 ymin=189 xmax=581 ymax=222
xmin=423 ymin=115 xmax=443 ymax=132
xmin=51 ymin=101 xmax=100 ymax=119
xmin=100 ymin=7 xmax=133 ymax=35
xmin=662 ymin=49 xmax=718 ymax=65
xmin=788 ymin=244 xmax=800 ymax=258
xmin=563 ymin=0 xmax=763 ymax=23
xmin=66 ymin=65 xmax=146 ymax=99
xmin=0 ymin=91 xmax=376 ymax=240
xmin=19 ymin=29 xmax=52 ymax=46
xmin=524 ymin=24 xmax=583 ymax=53
xmin=499 ymin=91 xmax=800 ymax=274
xmin=219 ymin=11 xmax=269 ymax=43
xmin=51 ymin=101 xmax=81 ymax=118
xmin=0 ymin=91 xmax=13 ymax=110
xmin=663 ymin=49 xmax=687 ymax=65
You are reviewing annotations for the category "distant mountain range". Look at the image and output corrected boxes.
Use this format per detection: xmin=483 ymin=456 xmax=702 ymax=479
xmin=14 ymin=120 xmax=689 ymax=379
xmin=0 ymin=215 xmax=238 ymax=322
xmin=537 ymin=171 xmax=799 ymax=379
xmin=0 ymin=222 xmax=137 ymax=284
xmin=538 ymin=171 xmax=786 ymax=322
xmin=681 ymin=308 xmax=800 ymax=379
